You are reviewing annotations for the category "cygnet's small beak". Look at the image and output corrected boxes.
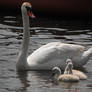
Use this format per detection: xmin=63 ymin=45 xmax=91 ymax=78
xmin=51 ymin=72 xmax=56 ymax=77
xmin=49 ymin=72 xmax=56 ymax=80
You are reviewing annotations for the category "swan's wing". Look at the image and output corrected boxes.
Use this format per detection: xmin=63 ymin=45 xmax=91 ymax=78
xmin=34 ymin=42 xmax=85 ymax=54
xmin=27 ymin=42 xmax=85 ymax=65
xmin=59 ymin=43 xmax=85 ymax=54
xmin=35 ymin=42 xmax=62 ymax=50
xmin=27 ymin=45 xmax=59 ymax=65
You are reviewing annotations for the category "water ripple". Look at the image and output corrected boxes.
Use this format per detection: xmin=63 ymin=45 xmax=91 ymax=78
xmin=0 ymin=15 xmax=92 ymax=92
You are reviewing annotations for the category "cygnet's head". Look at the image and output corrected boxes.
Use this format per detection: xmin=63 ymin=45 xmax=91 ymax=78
xmin=66 ymin=58 xmax=72 ymax=64
xmin=52 ymin=67 xmax=62 ymax=76
xmin=21 ymin=2 xmax=35 ymax=18
xmin=65 ymin=59 xmax=73 ymax=74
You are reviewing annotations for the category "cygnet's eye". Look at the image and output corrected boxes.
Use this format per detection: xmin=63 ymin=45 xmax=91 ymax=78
xmin=66 ymin=61 xmax=68 ymax=64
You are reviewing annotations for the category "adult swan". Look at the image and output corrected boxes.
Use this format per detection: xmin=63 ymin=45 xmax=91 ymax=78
xmin=16 ymin=2 xmax=92 ymax=71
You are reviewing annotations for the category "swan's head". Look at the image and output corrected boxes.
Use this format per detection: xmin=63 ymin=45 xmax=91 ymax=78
xmin=21 ymin=2 xmax=35 ymax=18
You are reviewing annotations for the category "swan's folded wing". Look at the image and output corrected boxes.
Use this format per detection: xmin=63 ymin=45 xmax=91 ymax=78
xmin=27 ymin=45 xmax=59 ymax=65
xmin=27 ymin=42 xmax=85 ymax=66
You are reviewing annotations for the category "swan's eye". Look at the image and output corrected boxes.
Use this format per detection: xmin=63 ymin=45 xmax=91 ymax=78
xmin=25 ymin=6 xmax=35 ymax=18
xmin=26 ymin=6 xmax=32 ymax=12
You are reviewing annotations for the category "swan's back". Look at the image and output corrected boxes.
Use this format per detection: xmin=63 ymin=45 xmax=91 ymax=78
xmin=35 ymin=42 xmax=84 ymax=53
xmin=27 ymin=42 xmax=85 ymax=70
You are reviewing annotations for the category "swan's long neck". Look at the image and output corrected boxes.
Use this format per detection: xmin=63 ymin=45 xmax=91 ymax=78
xmin=80 ymin=48 xmax=92 ymax=65
xmin=22 ymin=10 xmax=30 ymax=55
xmin=16 ymin=8 xmax=30 ymax=70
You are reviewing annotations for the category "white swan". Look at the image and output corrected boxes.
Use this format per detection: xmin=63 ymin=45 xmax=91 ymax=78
xmin=64 ymin=59 xmax=87 ymax=80
xmin=52 ymin=67 xmax=79 ymax=82
xmin=16 ymin=2 xmax=92 ymax=71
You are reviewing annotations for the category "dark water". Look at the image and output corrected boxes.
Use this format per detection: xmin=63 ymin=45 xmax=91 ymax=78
xmin=0 ymin=14 xmax=92 ymax=92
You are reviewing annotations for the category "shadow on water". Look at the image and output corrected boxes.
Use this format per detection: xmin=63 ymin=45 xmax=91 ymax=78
xmin=16 ymin=70 xmax=53 ymax=92
xmin=16 ymin=71 xmax=30 ymax=92
xmin=16 ymin=70 xmax=82 ymax=92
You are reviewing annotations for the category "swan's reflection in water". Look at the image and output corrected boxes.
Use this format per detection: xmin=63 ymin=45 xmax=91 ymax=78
xmin=16 ymin=71 xmax=28 ymax=92
xmin=16 ymin=71 xmax=52 ymax=92
xmin=16 ymin=68 xmax=87 ymax=92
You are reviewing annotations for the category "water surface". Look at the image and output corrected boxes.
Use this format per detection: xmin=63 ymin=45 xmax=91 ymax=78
xmin=0 ymin=15 xmax=92 ymax=92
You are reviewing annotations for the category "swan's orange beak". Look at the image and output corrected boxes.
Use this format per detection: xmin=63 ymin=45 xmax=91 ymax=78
xmin=23 ymin=2 xmax=35 ymax=18
xmin=27 ymin=11 xmax=35 ymax=19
